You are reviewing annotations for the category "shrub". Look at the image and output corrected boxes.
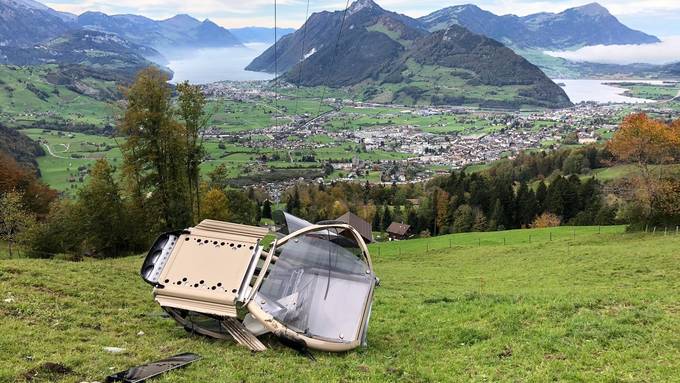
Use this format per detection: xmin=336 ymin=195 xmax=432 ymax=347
xmin=532 ymin=213 xmax=561 ymax=228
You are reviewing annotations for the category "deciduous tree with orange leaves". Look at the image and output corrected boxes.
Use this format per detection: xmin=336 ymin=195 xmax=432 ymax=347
xmin=608 ymin=113 xmax=680 ymax=224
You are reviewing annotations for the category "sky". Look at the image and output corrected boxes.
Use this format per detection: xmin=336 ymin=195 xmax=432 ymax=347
xmin=44 ymin=0 xmax=680 ymax=37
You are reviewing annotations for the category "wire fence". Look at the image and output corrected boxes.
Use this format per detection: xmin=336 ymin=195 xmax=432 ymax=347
xmin=2 ymin=226 xmax=679 ymax=261
xmin=369 ymin=225 xmax=680 ymax=257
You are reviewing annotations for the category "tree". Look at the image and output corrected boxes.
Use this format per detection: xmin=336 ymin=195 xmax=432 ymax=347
xmin=286 ymin=187 xmax=301 ymax=216
xmin=77 ymin=159 xmax=128 ymax=258
xmin=432 ymin=188 xmax=450 ymax=235
xmin=382 ymin=204 xmax=393 ymax=231
xmin=514 ymin=181 xmax=537 ymax=227
xmin=119 ymin=67 xmax=192 ymax=232
xmin=608 ymin=113 xmax=679 ymax=221
xmin=24 ymin=200 xmax=82 ymax=258
xmin=546 ymin=177 xmax=566 ymax=217
xmin=177 ymin=82 xmax=209 ymax=219
xmin=0 ymin=191 xmax=35 ymax=257
xmin=536 ymin=181 xmax=548 ymax=213
xmin=372 ymin=205 xmax=383 ymax=232
xmin=224 ymin=189 xmax=260 ymax=225
xmin=453 ymin=204 xmax=474 ymax=233
xmin=563 ymin=152 xmax=590 ymax=175
xmin=201 ymin=189 xmax=230 ymax=222
xmin=208 ymin=163 xmax=230 ymax=190
xmin=489 ymin=198 xmax=504 ymax=231
xmin=262 ymin=199 xmax=272 ymax=219
xmin=0 ymin=152 xmax=57 ymax=216
xmin=472 ymin=209 xmax=488 ymax=232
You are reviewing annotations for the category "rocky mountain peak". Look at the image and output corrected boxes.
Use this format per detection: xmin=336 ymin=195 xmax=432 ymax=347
xmin=571 ymin=2 xmax=610 ymax=17
xmin=348 ymin=0 xmax=382 ymax=15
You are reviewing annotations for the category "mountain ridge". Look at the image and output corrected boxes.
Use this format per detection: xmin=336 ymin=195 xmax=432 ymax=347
xmin=75 ymin=11 xmax=243 ymax=52
xmin=419 ymin=2 xmax=660 ymax=49
xmin=249 ymin=0 xmax=572 ymax=109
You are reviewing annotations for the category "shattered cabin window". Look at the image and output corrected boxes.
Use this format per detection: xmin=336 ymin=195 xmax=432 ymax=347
xmin=258 ymin=228 xmax=373 ymax=343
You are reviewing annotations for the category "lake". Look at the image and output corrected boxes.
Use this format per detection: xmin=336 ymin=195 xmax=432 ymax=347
xmin=167 ymin=43 xmax=275 ymax=84
xmin=554 ymin=79 xmax=663 ymax=104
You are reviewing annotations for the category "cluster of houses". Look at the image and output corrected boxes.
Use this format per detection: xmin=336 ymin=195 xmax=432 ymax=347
xmin=335 ymin=212 xmax=413 ymax=243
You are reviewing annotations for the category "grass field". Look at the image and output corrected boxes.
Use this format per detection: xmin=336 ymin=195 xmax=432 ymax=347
xmin=590 ymin=164 xmax=680 ymax=182
xmin=1 ymin=226 xmax=679 ymax=382
xmin=0 ymin=65 xmax=118 ymax=127
xmin=20 ymin=129 xmax=122 ymax=192
xmin=606 ymin=82 xmax=680 ymax=101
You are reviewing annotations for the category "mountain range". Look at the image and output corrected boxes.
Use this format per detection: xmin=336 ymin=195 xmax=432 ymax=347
xmin=75 ymin=12 xmax=242 ymax=52
xmin=248 ymin=0 xmax=572 ymax=109
xmin=418 ymin=3 xmax=660 ymax=50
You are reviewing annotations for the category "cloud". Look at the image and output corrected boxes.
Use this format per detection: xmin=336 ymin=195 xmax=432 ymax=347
xmin=545 ymin=37 xmax=680 ymax=65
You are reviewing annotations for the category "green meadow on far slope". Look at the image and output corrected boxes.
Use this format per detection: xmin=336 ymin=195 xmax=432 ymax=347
xmin=1 ymin=226 xmax=678 ymax=382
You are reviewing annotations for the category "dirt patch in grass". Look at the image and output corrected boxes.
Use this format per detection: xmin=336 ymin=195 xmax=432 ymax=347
xmin=21 ymin=362 xmax=73 ymax=382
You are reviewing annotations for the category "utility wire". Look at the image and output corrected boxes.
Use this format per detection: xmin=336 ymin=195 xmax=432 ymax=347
xmin=292 ymin=0 xmax=311 ymax=118
xmin=274 ymin=0 xmax=278 ymax=118
xmin=316 ymin=0 xmax=351 ymax=118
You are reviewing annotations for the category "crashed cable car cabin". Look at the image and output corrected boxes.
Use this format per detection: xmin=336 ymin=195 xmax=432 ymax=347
xmin=140 ymin=212 xmax=378 ymax=352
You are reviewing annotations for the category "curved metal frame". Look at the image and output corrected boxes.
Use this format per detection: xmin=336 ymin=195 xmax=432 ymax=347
xmin=245 ymin=223 xmax=375 ymax=352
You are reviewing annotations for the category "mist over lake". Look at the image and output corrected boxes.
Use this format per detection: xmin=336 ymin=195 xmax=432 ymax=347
xmin=166 ymin=43 xmax=274 ymax=84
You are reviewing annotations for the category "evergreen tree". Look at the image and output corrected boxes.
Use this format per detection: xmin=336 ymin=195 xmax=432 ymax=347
xmin=262 ymin=199 xmax=273 ymax=219
xmin=407 ymin=208 xmax=418 ymax=232
xmin=515 ymin=181 xmax=538 ymax=227
xmin=286 ymin=187 xmax=301 ymax=216
xmin=536 ymin=181 xmax=548 ymax=213
xmin=372 ymin=205 xmax=383 ymax=232
xmin=489 ymin=198 xmax=504 ymax=231
xmin=562 ymin=175 xmax=581 ymax=221
xmin=382 ymin=204 xmax=393 ymax=231
xmin=546 ymin=177 xmax=566 ymax=217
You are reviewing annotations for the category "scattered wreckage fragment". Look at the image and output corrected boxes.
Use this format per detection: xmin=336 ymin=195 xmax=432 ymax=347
xmin=105 ymin=353 xmax=201 ymax=383
xmin=140 ymin=212 xmax=378 ymax=352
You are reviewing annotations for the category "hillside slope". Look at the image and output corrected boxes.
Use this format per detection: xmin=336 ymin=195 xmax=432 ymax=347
xmin=0 ymin=0 xmax=73 ymax=47
xmin=1 ymin=227 xmax=678 ymax=381
xmin=0 ymin=65 xmax=120 ymax=130
xmin=0 ymin=124 xmax=44 ymax=172
xmin=0 ymin=30 xmax=166 ymax=83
